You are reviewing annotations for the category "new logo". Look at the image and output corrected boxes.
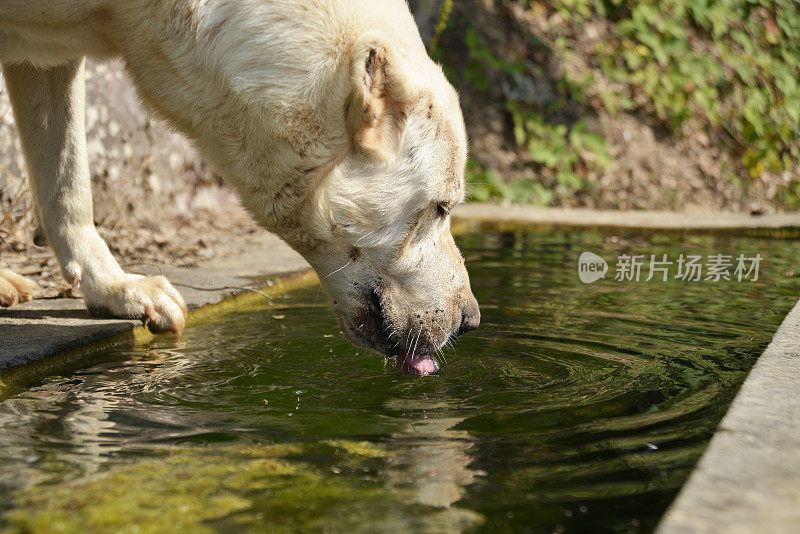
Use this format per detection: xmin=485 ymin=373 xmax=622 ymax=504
xmin=578 ymin=252 xmax=608 ymax=284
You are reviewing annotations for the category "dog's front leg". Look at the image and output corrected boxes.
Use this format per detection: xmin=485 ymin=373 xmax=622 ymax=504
xmin=2 ymin=59 xmax=187 ymax=332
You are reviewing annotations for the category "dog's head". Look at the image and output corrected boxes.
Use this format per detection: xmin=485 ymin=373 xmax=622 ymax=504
xmin=120 ymin=3 xmax=476 ymax=371
xmin=291 ymin=32 xmax=480 ymax=374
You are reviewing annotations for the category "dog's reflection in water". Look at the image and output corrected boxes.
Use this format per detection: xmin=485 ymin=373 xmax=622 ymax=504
xmin=383 ymin=397 xmax=483 ymax=517
xmin=2 ymin=351 xmax=485 ymax=528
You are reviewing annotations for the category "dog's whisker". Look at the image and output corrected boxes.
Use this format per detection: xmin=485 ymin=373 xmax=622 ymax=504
xmin=410 ymin=328 xmax=422 ymax=357
xmin=405 ymin=326 xmax=416 ymax=351
xmin=353 ymin=230 xmax=375 ymax=246
xmin=313 ymin=285 xmax=322 ymax=305
xmin=435 ymin=323 xmax=448 ymax=339
xmin=323 ymin=261 xmax=352 ymax=280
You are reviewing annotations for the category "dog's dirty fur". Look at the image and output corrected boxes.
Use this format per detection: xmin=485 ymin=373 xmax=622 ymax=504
xmin=0 ymin=0 xmax=479 ymax=361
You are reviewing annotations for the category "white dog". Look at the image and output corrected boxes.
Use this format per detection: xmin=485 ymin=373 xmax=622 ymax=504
xmin=0 ymin=0 xmax=479 ymax=374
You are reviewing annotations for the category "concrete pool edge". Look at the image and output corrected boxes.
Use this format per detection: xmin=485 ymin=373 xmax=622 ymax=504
xmin=452 ymin=203 xmax=800 ymax=234
xmin=0 ymin=230 xmax=315 ymax=393
xmin=655 ymin=297 xmax=800 ymax=533
xmin=0 ymin=269 xmax=318 ymax=395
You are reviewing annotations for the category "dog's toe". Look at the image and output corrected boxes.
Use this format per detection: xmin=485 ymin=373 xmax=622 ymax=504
xmin=86 ymin=275 xmax=187 ymax=333
xmin=0 ymin=268 xmax=40 ymax=307
xmin=138 ymin=276 xmax=188 ymax=332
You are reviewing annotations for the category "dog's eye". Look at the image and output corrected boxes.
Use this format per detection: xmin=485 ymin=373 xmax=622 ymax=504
xmin=436 ymin=202 xmax=450 ymax=217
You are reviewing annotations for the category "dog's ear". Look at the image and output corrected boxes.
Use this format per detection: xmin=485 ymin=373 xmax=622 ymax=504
xmin=347 ymin=33 xmax=416 ymax=160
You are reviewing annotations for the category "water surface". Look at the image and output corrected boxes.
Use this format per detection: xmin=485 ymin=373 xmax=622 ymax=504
xmin=1 ymin=229 xmax=798 ymax=533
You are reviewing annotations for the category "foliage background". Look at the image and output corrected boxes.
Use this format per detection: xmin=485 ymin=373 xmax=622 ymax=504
xmin=415 ymin=0 xmax=800 ymax=211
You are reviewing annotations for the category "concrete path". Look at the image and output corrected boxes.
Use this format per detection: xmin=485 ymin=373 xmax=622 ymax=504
xmin=0 ymin=231 xmax=310 ymax=374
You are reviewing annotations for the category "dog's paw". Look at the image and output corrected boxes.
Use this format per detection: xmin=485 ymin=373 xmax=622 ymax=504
xmin=0 ymin=268 xmax=40 ymax=306
xmin=85 ymin=275 xmax=188 ymax=333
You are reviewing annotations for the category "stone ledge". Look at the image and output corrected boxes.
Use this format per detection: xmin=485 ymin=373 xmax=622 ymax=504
xmin=0 ymin=231 xmax=310 ymax=373
xmin=656 ymin=298 xmax=800 ymax=534
xmin=454 ymin=203 xmax=800 ymax=231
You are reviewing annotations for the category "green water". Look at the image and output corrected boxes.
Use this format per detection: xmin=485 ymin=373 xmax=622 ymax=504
xmin=1 ymin=229 xmax=798 ymax=533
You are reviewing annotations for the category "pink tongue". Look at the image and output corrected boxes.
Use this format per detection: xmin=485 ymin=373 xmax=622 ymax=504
xmin=406 ymin=354 xmax=438 ymax=375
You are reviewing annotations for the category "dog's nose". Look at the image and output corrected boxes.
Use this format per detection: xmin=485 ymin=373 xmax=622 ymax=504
xmin=459 ymin=312 xmax=480 ymax=335
xmin=457 ymin=297 xmax=481 ymax=335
